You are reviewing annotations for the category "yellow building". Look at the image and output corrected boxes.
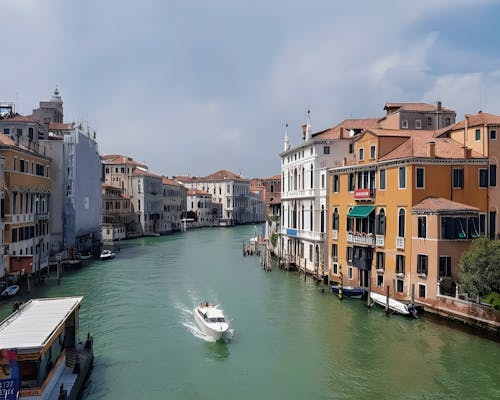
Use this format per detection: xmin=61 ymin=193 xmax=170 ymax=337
xmin=327 ymin=129 xmax=488 ymax=303
xmin=0 ymin=135 xmax=51 ymax=276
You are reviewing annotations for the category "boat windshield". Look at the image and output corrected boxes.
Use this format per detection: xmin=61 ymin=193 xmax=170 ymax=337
xmin=208 ymin=317 xmax=225 ymax=323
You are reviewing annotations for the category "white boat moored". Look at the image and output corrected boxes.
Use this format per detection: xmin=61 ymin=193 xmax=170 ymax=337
xmin=100 ymin=249 xmax=116 ymax=260
xmin=1 ymin=285 xmax=19 ymax=297
xmin=193 ymin=302 xmax=230 ymax=341
xmin=370 ymin=292 xmax=417 ymax=317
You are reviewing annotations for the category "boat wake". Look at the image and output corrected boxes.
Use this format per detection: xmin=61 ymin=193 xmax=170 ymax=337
xmin=175 ymin=299 xmax=233 ymax=343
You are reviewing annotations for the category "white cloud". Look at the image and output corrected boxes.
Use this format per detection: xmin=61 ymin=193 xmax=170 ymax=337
xmin=2 ymin=0 xmax=500 ymax=177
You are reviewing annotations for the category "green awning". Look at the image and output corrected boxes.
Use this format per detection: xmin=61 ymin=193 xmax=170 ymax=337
xmin=347 ymin=205 xmax=375 ymax=218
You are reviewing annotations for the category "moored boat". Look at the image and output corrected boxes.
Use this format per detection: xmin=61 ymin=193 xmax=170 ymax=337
xmin=1 ymin=285 xmax=19 ymax=298
xmin=100 ymin=249 xmax=115 ymax=260
xmin=193 ymin=302 xmax=230 ymax=341
xmin=0 ymin=296 xmax=94 ymax=399
xmin=331 ymin=285 xmax=365 ymax=299
xmin=370 ymin=292 xmax=417 ymax=317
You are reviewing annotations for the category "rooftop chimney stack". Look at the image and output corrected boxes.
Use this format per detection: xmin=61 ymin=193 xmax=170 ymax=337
xmin=462 ymin=146 xmax=472 ymax=158
xmin=427 ymin=141 xmax=436 ymax=158
xmin=437 ymin=101 xmax=442 ymax=111
xmin=302 ymin=124 xmax=307 ymax=141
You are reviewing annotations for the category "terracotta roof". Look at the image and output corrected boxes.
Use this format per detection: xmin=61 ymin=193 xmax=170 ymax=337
xmin=0 ymin=135 xmax=17 ymax=146
xmin=162 ymin=177 xmax=185 ymax=187
xmin=1 ymin=114 xmax=35 ymax=122
xmin=203 ymin=169 xmax=245 ymax=181
xmin=378 ymin=134 xmax=485 ymax=161
xmin=384 ymin=102 xmax=452 ymax=113
xmin=174 ymin=175 xmax=196 ymax=182
xmin=187 ymin=188 xmax=211 ymax=196
xmin=451 ymin=112 xmax=500 ymax=130
xmin=361 ymin=128 xmax=414 ymax=138
xmin=101 ymin=154 xmax=148 ymax=168
xmin=312 ymin=118 xmax=379 ymax=140
xmin=179 ymin=170 xmax=248 ymax=182
xmin=413 ymin=197 xmax=479 ymax=213
xmin=49 ymin=122 xmax=73 ymax=131
xmin=132 ymin=167 xmax=162 ymax=178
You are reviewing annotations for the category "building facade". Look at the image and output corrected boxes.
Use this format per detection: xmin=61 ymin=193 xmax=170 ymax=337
xmin=161 ymin=177 xmax=187 ymax=233
xmin=0 ymin=135 xmax=51 ymax=277
xmin=327 ymin=128 xmax=488 ymax=305
xmin=279 ymin=117 xmax=380 ymax=274
xmin=186 ymin=189 xmax=217 ymax=228
xmin=131 ymin=169 xmax=163 ymax=235
xmin=177 ymin=169 xmax=262 ymax=225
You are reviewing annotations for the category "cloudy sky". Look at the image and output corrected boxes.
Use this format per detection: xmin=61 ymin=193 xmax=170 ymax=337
xmin=1 ymin=0 xmax=500 ymax=178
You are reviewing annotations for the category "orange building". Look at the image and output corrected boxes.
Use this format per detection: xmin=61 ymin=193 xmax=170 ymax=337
xmin=327 ymin=128 xmax=488 ymax=304
xmin=0 ymin=135 xmax=51 ymax=276
xmin=438 ymin=112 xmax=500 ymax=239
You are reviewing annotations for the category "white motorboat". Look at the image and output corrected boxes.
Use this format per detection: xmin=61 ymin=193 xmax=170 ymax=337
xmin=193 ymin=302 xmax=230 ymax=341
xmin=370 ymin=292 xmax=417 ymax=317
xmin=1 ymin=285 xmax=19 ymax=297
xmin=100 ymin=249 xmax=116 ymax=260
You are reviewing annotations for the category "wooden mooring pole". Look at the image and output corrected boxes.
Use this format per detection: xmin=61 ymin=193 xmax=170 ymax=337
xmin=385 ymin=285 xmax=390 ymax=314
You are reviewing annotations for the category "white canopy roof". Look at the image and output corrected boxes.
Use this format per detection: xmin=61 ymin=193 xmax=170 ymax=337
xmin=0 ymin=297 xmax=83 ymax=351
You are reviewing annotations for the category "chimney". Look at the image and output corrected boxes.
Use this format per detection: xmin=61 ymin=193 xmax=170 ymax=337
xmin=427 ymin=141 xmax=436 ymax=158
xmin=339 ymin=127 xmax=343 ymax=138
xmin=437 ymin=101 xmax=442 ymax=111
xmin=302 ymin=124 xmax=307 ymax=141
xmin=462 ymin=146 xmax=472 ymax=158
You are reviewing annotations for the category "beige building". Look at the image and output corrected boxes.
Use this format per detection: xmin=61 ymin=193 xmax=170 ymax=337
xmin=161 ymin=177 xmax=187 ymax=233
xmin=186 ymin=189 xmax=217 ymax=228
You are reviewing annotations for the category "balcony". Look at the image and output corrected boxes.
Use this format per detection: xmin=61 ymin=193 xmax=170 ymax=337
xmin=375 ymin=235 xmax=384 ymax=247
xmin=354 ymin=188 xmax=375 ymax=201
xmin=396 ymin=237 xmax=405 ymax=250
xmin=347 ymin=232 xmax=375 ymax=246
xmin=281 ymin=188 xmax=317 ymax=200
xmin=35 ymin=212 xmax=49 ymax=221
xmin=281 ymin=227 xmax=326 ymax=241
xmin=332 ymin=229 xmax=338 ymax=240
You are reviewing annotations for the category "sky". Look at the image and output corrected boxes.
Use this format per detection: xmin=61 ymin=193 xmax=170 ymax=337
xmin=1 ymin=0 xmax=500 ymax=178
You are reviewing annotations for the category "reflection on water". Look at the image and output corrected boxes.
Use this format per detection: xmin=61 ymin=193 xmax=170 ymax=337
xmin=204 ymin=341 xmax=230 ymax=361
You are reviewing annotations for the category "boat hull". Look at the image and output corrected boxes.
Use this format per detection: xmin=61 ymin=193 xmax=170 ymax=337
xmin=1 ymin=285 xmax=19 ymax=297
xmin=193 ymin=307 xmax=229 ymax=341
xmin=370 ymin=292 xmax=412 ymax=315
xmin=331 ymin=285 xmax=365 ymax=299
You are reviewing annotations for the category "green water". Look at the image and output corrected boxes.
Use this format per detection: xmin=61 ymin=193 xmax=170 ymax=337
xmin=1 ymin=225 xmax=499 ymax=399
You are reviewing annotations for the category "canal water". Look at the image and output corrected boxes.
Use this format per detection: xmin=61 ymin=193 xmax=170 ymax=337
xmin=1 ymin=225 xmax=499 ymax=399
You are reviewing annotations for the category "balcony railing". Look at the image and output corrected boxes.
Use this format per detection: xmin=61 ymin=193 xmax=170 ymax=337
xmin=347 ymin=232 xmax=375 ymax=246
xmin=396 ymin=237 xmax=405 ymax=250
xmin=375 ymin=235 xmax=384 ymax=247
xmin=35 ymin=212 xmax=49 ymax=221
xmin=281 ymin=227 xmax=326 ymax=241
xmin=281 ymin=188 xmax=317 ymax=199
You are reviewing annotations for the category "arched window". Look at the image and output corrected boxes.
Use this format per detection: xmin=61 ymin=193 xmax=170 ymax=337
xmin=301 ymin=205 xmax=305 ymax=229
xmin=320 ymin=205 xmax=325 ymax=233
xmin=398 ymin=209 xmax=405 ymax=237
xmin=301 ymin=167 xmax=305 ymax=189
xmin=293 ymin=203 xmax=297 ymax=229
xmin=376 ymin=209 xmax=386 ymax=235
xmin=310 ymin=204 xmax=313 ymax=230
xmin=294 ymin=169 xmax=298 ymax=190
xmin=310 ymin=164 xmax=314 ymax=188
xmin=332 ymin=207 xmax=339 ymax=230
